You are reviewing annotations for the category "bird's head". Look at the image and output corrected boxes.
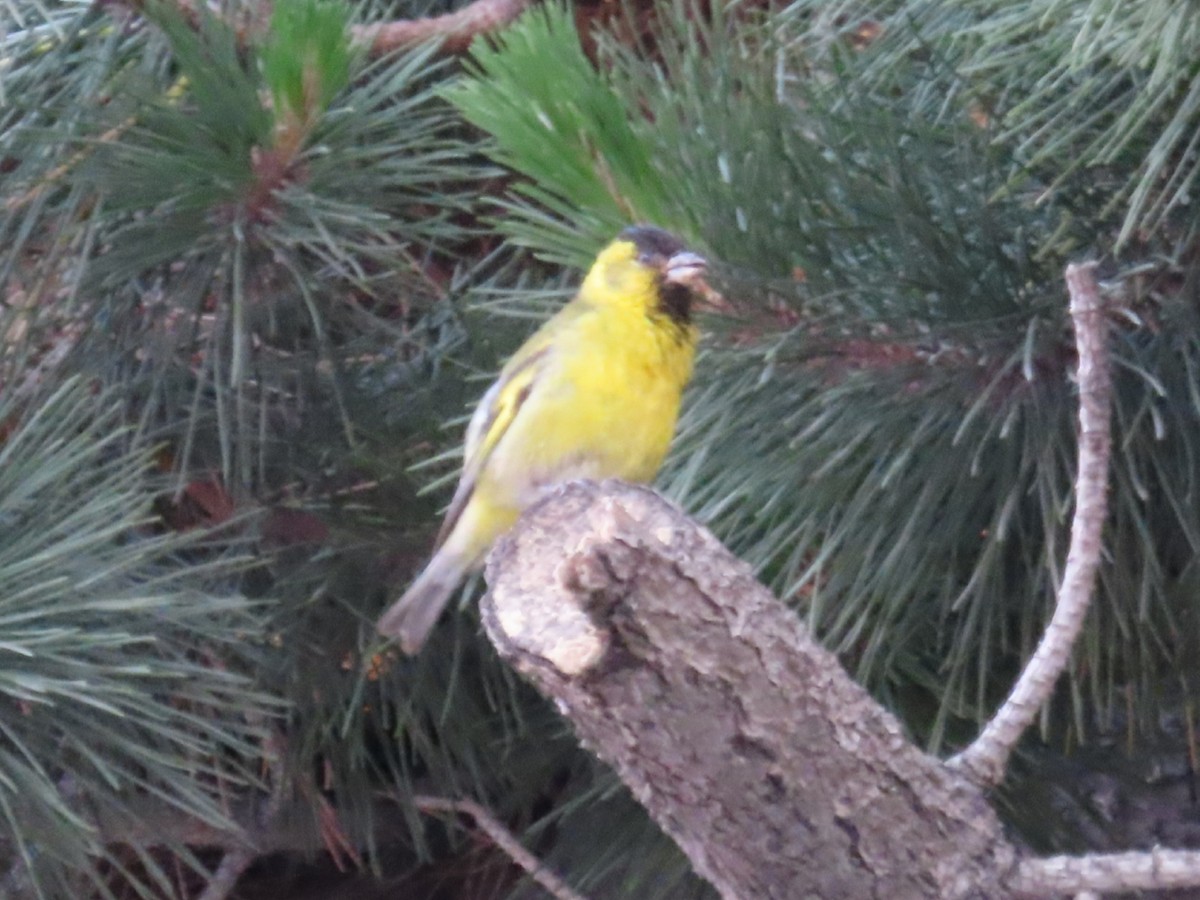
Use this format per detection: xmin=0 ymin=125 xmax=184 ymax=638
xmin=580 ymin=225 xmax=709 ymax=328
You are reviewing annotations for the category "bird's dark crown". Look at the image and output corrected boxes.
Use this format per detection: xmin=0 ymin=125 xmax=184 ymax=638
xmin=620 ymin=225 xmax=687 ymax=264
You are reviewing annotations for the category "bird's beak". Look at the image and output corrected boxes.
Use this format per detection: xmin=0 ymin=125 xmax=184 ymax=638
xmin=663 ymin=251 xmax=708 ymax=286
xmin=664 ymin=250 xmax=733 ymax=313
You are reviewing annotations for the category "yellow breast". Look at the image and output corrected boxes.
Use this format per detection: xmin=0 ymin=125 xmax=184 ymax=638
xmin=483 ymin=299 xmax=695 ymax=509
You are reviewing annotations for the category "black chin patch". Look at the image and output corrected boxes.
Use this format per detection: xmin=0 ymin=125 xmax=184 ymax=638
xmin=657 ymin=280 xmax=694 ymax=327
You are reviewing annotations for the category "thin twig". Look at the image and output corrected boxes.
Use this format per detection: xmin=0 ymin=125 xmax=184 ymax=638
xmin=196 ymin=848 xmax=257 ymax=900
xmin=949 ymin=262 xmax=1113 ymax=787
xmin=4 ymin=120 xmax=134 ymax=214
xmin=6 ymin=322 xmax=86 ymax=401
xmin=130 ymin=0 xmax=532 ymax=56
xmin=351 ymin=0 xmax=533 ymax=55
xmin=199 ymin=731 xmax=290 ymax=900
xmin=413 ymin=794 xmax=589 ymax=900
xmin=5 ymin=70 xmax=190 ymax=215
xmin=1014 ymin=848 xmax=1200 ymax=896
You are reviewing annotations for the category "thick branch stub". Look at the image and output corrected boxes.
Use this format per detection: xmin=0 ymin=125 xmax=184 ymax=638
xmin=481 ymin=481 xmax=1017 ymax=900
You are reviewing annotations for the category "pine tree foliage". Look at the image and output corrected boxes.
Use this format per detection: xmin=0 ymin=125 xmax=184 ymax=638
xmin=5 ymin=0 xmax=1200 ymax=894
xmin=76 ymin=1 xmax=487 ymax=491
xmin=0 ymin=377 xmax=272 ymax=899
xmin=3 ymin=1 xmax=698 ymax=896
xmin=859 ymin=0 xmax=1200 ymax=247
xmin=449 ymin=1 xmax=1200 ymax=753
xmin=2 ymin=0 xmax=578 ymax=895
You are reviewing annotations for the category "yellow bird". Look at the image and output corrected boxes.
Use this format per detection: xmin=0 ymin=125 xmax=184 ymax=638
xmin=377 ymin=226 xmax=709 ymax=653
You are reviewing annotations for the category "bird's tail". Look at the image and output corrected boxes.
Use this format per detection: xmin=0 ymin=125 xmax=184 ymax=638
xmin=377 ymin=550 xmax=465 ymax=654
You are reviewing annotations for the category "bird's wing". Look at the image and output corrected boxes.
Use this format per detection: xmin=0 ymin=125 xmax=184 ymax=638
xmin=433 ymin=341 xmax=553 ymax=550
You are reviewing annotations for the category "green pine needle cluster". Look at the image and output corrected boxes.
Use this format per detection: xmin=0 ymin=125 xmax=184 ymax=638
xmin=447 ymin=8 xmax=674 ymax=264
xmin=0 ymin=379 xmax=273 ymax=899
xmin=6 ymin=0 xmax=490 ymax=490
xmin=260 ymin=0 xmax=356 ymax=129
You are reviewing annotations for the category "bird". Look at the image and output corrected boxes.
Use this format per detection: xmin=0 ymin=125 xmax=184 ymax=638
xmin=377 ymin=225 xmax=709 ymax=653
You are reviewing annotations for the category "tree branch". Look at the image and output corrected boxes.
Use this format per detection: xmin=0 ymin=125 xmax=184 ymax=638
xmin=198 ymin=731 xmax=289 ymax=900
xmin=351 ymin=0 xmax=534 ymax=55
xmin=134 ymin=0 xmax=534 ymax=56
xmin=1014 ymin=849 xmax=1200 ymax=896
xmin=413 ymin=795 xmax=589 ymax=900
xmin=473 ymin=266 xmax=1200 ymax=899
xmin=480 ymin=480 xmax=1017 ymax=899
xmin=196 ymin=848 xmax=257 ymax=900
xmin=950 ymin=262 xmax=1113 ymax=786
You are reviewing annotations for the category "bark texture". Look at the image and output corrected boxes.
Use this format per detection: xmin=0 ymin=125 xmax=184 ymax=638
xmin=481 ymin=480 xmax=1019 ymax=900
